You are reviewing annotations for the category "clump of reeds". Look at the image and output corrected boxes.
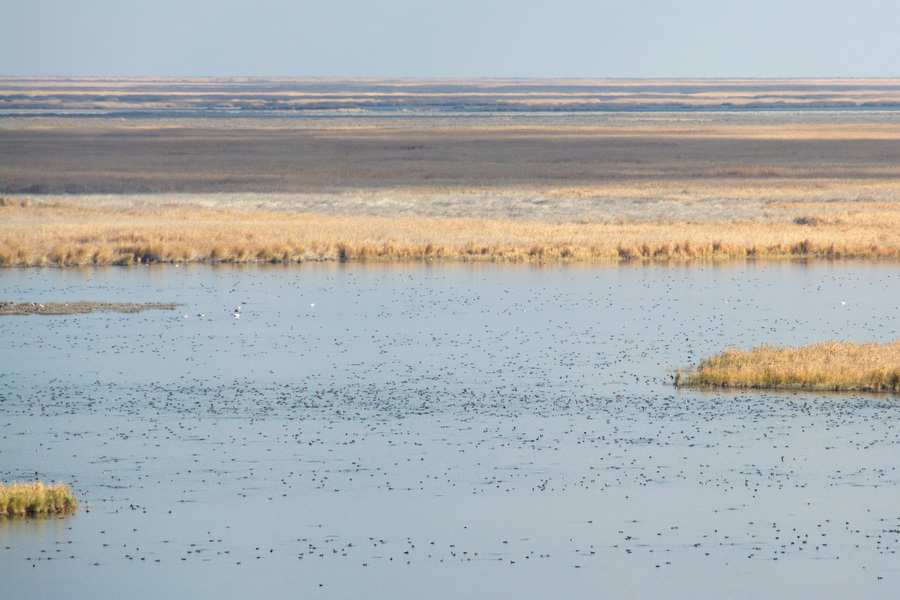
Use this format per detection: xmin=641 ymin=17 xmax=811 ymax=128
xmin=675 ymin=340 xmax=900 ymax=393
xmin=0 ymin=481 xmax=78 ymax=518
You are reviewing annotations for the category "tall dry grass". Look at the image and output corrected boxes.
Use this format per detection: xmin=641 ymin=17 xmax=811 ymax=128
xmin=675 ymin=341 xmax=900 ymax=393
xmin=1 ymin=200 xmax=898 ymax=266
xmin=0 ymin=481 xmax=78 ymax=517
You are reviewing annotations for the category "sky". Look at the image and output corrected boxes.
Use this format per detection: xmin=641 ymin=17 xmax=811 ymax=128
xmin=1 ymin=0 xmax=898 ymax=78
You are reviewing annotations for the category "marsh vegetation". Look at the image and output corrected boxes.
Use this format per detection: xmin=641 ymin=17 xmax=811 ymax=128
xmin=1 ymin=200 xmax=897 ymax=266
xmin=676 ymin=340 xmax=900 ymax=393
xmin=0 ymin=482 xmax=77 ymax=518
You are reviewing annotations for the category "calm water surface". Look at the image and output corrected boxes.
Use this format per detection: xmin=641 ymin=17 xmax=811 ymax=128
xmin=1 ymin=261 xmax=898 ymax=599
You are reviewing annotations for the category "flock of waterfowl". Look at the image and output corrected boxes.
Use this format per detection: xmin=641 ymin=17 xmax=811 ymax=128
xmin=1 ymin=262 xmax=897 ymax=598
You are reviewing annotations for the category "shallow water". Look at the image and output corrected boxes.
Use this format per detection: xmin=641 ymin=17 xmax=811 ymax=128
xmin=1 ymin=261 xmax=898 ymax=599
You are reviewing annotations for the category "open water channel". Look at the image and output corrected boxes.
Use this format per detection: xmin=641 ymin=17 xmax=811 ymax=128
xmin=1 ymin=261 xmax=898 ymax=599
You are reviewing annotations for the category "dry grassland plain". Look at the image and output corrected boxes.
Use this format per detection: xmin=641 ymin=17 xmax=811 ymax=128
xmin=1 ymin=77 xmax=899 ymax=265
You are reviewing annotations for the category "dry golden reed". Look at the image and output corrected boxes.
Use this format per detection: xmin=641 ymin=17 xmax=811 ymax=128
xmin=0 ymin=481 xmax=78 ymax=518
xmin=675 ymin=340 xmax=900 ymax=393
xmin=1 ymin=200 xmax=899 ymax=266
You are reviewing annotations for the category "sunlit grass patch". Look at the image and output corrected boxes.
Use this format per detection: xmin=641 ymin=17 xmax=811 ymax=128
xmin=0 ymin=481 xmax=78 ymax=518
xmin=675 ymin=340 xmax=900 ymax=393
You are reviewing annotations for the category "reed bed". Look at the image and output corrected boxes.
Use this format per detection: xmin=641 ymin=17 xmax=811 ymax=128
xmin=0 ymin=481 xmax=78 ymax=518
xmin=1 ymin=200 xmax=898 ymax=266
xmin=675 ymin=341 xmax=900 ymax=393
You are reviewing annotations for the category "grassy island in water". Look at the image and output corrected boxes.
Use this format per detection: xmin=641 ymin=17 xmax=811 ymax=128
xmin=676 ymin=340 xmax=900 ymax=393
xmin=0 ymin=482 xmax=78 ymax=518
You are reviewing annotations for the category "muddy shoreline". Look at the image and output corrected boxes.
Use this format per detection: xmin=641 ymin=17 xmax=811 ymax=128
xmin=0 ymin=300 xmax=180 ymax=315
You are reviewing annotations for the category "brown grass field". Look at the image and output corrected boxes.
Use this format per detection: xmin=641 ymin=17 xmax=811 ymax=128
xmin=1 ymin=198 xmax=898 ymax=265
xmin=1 ymin=78 xmax=899 ymax=265
xmin=675 ymin=341 xmax=900 ymax=393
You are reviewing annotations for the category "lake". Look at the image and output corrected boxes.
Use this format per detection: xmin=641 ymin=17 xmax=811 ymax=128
xmin=1 ymin=261 xmax=898 ymax=598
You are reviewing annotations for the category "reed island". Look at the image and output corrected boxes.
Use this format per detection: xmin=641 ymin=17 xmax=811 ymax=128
xmin=676 ymin=340 xmax=900 ymax=393
xmin=0 ymin=481 xmax=78 ymax=518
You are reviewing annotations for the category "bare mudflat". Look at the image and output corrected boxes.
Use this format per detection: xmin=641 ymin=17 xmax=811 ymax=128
xmin=2 ymin=200 xmax=898 ymax=266
xmin=0 ymin=300 xmax=179 ymax=315
xmin=3 ymin=122 xmax=900 ymax=196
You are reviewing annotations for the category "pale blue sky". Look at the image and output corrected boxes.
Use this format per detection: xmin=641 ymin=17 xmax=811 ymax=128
xmin=1 ymin=0 xmax=898 ymax=77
